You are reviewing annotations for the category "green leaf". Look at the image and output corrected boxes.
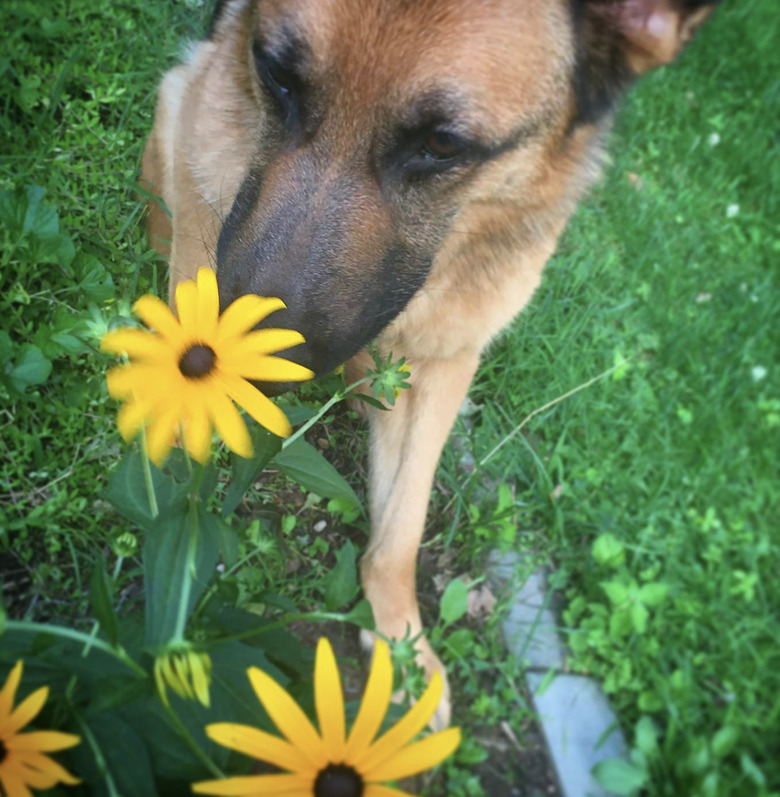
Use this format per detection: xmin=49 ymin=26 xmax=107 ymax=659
xmin=201 ymin=512 xmax=240 ymax=568
xmin=274 ymin=439 xmax=362 ymax=510
xmin=343 ymin=598 xmax=375 ymax=630
xmin=89 ymin=555 xmax=119 ymax=646
xmin=601 ymin=579 xmax=628 ymax=606
xmin=630 ymin=601 xmax=649 ymax=634
xmin=592 ymin=533 xmax=626 ymax=567
xmin=711 ymin=725 xmax=739 ymax=759
xmin=440 ymin=578 xmax=470 ymax=626
xmin=634 ymin=716 xmax=659 ymax=757
xmin=22 ymin=185 xmax=57 ymax=236
xmin=592 ymin=758 xmax=647 ymax=795
xmin=76 ymin=714 xmax=157 ymax=797
xmin=324 ymin=541 xmax=359 ymax=611
xmin=7 ymin=344 xmax=52 ymax=392
xmin=35 ymin=231 xmax=75 ymax=268
xmin=222 ymin=423 xmax=282 ymax=517
xmin=104 ymin=450 xmax=188 ymax=531
xmin=143 ymin=503 xmax=220 ymax=647
xmin=637 ymin=582 xmax=670 ymax=607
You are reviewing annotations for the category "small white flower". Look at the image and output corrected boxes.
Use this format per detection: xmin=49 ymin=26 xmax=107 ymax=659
xmin=708 ymin=132 xmax=721 ymax=146
xmin=726 ymin=204 xmax=740 ymax=218
xmin=751 ymin=366 xmax=768 ymax=383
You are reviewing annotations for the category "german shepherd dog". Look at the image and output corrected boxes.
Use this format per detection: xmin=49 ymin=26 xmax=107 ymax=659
xmin=142 ymin=0 xmax=718 ymax=728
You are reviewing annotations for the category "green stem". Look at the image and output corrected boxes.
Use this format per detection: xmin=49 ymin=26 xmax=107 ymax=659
xmin=75 ymin=714 xmax=121 ymax=797
xmin=5 ymin=620 xmax=146 ymax=677
xmin=140 ymin=429 xmax=159 ymax=519
xmin=282 ymin=375 xmax=373 ymax=449
xmin=216 ymin=610 xmax=349 ymax=645
xmin=161 ymin=700 xmax=224 ymax=779
xmin=172 ymin=462 xmax=207 ymax=642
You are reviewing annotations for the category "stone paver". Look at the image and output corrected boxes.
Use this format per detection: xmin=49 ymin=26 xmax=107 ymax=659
xmin=489 ymin=552 xmax=628 ymax=797
xmin=526 ymin=671 xmax=628 ymax=797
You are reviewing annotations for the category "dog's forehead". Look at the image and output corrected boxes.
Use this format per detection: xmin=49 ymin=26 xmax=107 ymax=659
xmin=255 ymin=0 xmax=574 ymax=136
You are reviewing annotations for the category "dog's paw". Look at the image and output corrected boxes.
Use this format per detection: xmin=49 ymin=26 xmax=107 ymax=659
xmin=360 ymin=628 xmax=452 ymax=731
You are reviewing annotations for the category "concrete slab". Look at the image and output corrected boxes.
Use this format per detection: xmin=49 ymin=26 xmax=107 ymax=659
xmin=526 ymin=671 xmax=628 ymax=797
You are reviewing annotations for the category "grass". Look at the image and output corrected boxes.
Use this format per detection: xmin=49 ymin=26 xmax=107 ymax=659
xmin=1 ymin=0 xmax=778 ymax=795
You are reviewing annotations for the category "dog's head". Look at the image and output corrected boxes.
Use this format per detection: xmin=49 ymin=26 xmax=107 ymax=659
xmin=211 ymin=0 xmax=718 ymax=384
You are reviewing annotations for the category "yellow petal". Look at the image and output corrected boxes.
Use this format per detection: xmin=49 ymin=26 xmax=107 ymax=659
xmin=5 ymin=686 xmax=48 ymax=736
xmin=153 ymin=658 xmax=170 ymax=707
xmin=200 ymin=381 xmax=252 ymax=458
xmin=196 ymin=267 xmax=220 ymax=341
xmin=353 ymin=673 xmax=443 ymax=775
xmin=100 ymin=328 xmax=173 ymax=364
xmin=314 ymin=639 xmax=346 ymax=759
xmin=345 ymin=640 xmax=393 ymax=761
xmin=215 ymin=296 xmax=286 ymax=346
xmin=181 ymin=399 xmax=213 ymax=464
xmin=6 ymin=730 xmax=81 ymax=753
xmin=144 ymin=398 xmax=183 ymax=467
xmin=0 ymin=660 xmax=23 ymax=722
xmin=0 ymin=766 xmax=34 ymax=797
xmin=10 ymin=762 xmax=57 ymax=790
xmin=192 ymin=773 xmax=310 ymax=796
xmin=189 ymin=653 xmax=211 ymax=708
xmin=172 ymin=655 xmax=195 ymax=700
xmin=106 ymin=364 xmax=172 ymax=401
xmin=247 ymin=667 xmax=327 ymax=770
xmin=133 ymin=294 xmax=186 ymax=348
xmin=219 ymin=329 xmax=306 ymax=362
xmin=365 ymin=727 xmax=461 ymax=782
xmin=175 ymin=278 xmax=199 ymax=338
xmin=116 ymin=396 xmax=155 ymax=443
xmin=13 ymin=750 xmax=81 ymax=785
xmin=232 ymin=356 xmax=314 ymax=384
xmin=220 ymin=375 xmax=292 ymax=439
xmin=205 ymin=723 xmax=315 ymax=775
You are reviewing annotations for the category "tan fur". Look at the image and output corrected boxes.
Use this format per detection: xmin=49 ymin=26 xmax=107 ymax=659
xmin=142 ymin=0 xmax=716 ymax=728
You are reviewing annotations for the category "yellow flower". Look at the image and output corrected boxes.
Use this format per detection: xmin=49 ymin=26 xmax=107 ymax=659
xmin=0 ymin=661 xmax=81 ymax=796
xmin=154 ymin=648 xmax=213 ymax=709
xmin=192 ymin=638 xmax=460 ymax=797
xmin=101 ymin=267 xmax=314 ymax=466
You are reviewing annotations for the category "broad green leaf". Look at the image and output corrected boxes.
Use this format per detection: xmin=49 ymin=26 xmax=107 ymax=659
xmin=634 ymin=716 xmax=659 ymax=757
xmin=711 ymin=725 xmax=739 ymax=759
xmin=274 ymin=438 xmax=362 ymax=510
xmin=592 ymin=758 xmax=647 ymax=795
xmin=89 ymin=555 xmax=119 ymax=647
xmin=104 ymin=450 xmax=188 ymax=531
xmin=343 ymin=598 xmax=375 ymax=630
xmin=324 ymin=540 xmax=359 ymax=611
xmin=76 ymin=714 xmax=158 ymax=797
xmin=638 ymin=581 xmax=670 ymax=607
xmin=601 ymin=579 xmax=628 ymax=606
xmin=592 ymin=533 xmax=626 ymax=567
xmin=440 ymin=578 xmax=470 ymax=626
xmin=630 ymin=601 xmax=649 ymax=634
xmin=7 ymin=344 xmax=51 ymax=392
xmin=143 ymin=503 xmax=219 ymax=647
xmin=35 ymin=231 xmax=75 ymax=268
xmin=201 ymin=512 xmax=240 ymax=568
xmin=222 ymin=423 xmax=282 ymax=517
xmin=22 ymin=185 xmax=57 ymax=236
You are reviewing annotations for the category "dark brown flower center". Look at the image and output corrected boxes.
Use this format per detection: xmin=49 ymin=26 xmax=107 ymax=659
xmin=178 ymin=344 xmax=216 ymax=379
xmin=314 ymin=764 xmax=364 ymax=797
xmin=0 ymin=738 xmax=6 ymax=764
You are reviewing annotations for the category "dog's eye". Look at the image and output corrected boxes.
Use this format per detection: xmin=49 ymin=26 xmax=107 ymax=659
xmin=421 ymin=131 xmax=465 ymax=163
xmin=252 ymin=44 xmax=299 ymax=115
xmin=264 ymin=61 xmax=294 ymax=105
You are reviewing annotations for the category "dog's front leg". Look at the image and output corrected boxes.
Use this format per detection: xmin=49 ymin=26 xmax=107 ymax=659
xmin=359 ymin=349 xmax=480 ymax=729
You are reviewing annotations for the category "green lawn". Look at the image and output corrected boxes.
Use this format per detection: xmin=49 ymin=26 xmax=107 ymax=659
xmin=1 ymin=0 xmax=778 ymax=795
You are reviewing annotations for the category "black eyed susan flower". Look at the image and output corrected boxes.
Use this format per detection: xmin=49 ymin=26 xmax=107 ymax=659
xmin=154 ymin=647 xmax=213 ymax=709
xmin=192 ymin=638 xmax=460 ymax=797
xmin=101 ymin=267 xmax=314 ymax=466
xmin=0 ymin=661 xmax=81 ymax=796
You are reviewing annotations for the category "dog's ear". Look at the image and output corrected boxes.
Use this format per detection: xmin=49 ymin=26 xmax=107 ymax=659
xmin=573 ymin=0 xmax=720 ymax=122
